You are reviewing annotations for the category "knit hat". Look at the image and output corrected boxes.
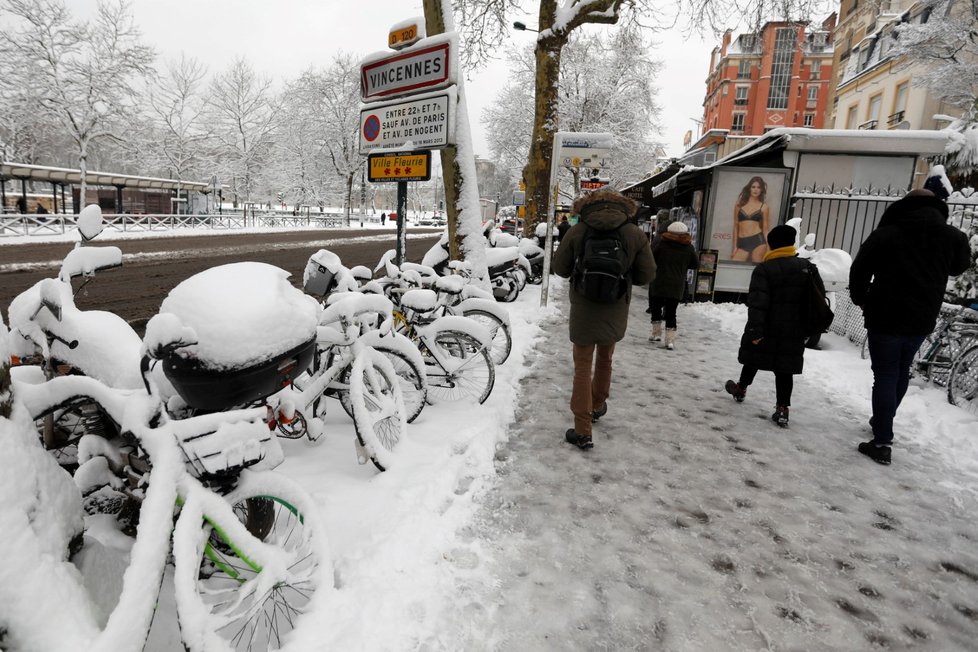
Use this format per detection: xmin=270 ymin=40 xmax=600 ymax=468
xmin=766 ymin=224 xmax=797 ymax=250
xmin=667 ymin=221 xmax=688 ymax=234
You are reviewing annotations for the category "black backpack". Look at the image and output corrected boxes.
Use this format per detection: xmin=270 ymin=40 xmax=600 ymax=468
xmin=573 ymin=225 xmax=629 ymax=303
xmin=802 ymin=262 xmax=834 ymax=336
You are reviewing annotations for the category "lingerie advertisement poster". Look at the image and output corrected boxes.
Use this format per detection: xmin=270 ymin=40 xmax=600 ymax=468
xmin=707 ymin=168 xmax=789 ymax=264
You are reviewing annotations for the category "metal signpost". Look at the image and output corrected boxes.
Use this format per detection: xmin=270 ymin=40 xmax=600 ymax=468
xmin=367 ymin=151 xmax=433 ymax=262
xmin=359 ymin=22 xmax=457 ymax=266
xmin=539 ymin=132 xmax=615 ymax=307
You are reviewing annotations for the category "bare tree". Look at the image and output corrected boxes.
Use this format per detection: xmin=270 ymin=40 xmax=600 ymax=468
xmin=484 ymin=29 xmax=663 ymax=196
xmin=892 ymin=0 xmax=978 ymax=178
xmin=0 ymin=0 xmax=155 ymax=205
xmin=452 ymin=0 xmax=826 ymax=233
xmin=206 ymin=57 xmax=277 ymax=207
xmin=146 ymin=55 xmax=211 ymax=201
xmin=311 ymin=53 xmax=366 ymax=226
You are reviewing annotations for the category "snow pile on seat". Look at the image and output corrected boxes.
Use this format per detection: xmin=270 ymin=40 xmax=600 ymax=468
xmin=158 ymin=262 xmax=320 ymax=370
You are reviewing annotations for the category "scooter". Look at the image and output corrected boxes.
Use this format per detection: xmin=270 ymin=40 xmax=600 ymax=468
xmin=7 ymin=205 xmax=143 ymax=462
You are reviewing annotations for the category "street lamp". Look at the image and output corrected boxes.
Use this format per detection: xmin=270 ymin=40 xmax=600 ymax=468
xmin=513 ymin=21 xmax=539 ymax=32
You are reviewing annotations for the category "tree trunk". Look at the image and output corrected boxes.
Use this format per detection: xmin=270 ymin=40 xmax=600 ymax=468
xmin=423 ymin=0 xmax=463 ymax=261
xmin=523 ymin=29 xmax=564 ymax=237
xmin=345 ymin=172 xmax=354 ymax=227
xmin=78 ymin=143 xmax=88 ymax=211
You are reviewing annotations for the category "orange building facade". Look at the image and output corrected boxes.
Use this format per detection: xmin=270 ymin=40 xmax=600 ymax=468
xmin=702 ymin=16 xmax=837 ymax=136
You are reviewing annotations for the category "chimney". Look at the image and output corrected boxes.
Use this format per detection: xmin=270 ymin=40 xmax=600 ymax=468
xmin=721 ymin=29 xmax=733 ymax=57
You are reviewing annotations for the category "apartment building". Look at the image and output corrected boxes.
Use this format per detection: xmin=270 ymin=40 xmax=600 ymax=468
xmin=830 ymin=0 xmax=961 ymax=130
xmin=702 ymin=16 xmax=837 ymax=136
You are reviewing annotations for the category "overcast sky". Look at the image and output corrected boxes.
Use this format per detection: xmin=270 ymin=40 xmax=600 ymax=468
xmin=70 ymin=0 xmax=714 ymax=158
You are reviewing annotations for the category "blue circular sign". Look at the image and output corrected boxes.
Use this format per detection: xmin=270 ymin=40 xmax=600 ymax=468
xmin=363 ymin=115 xmax=380 ymax=142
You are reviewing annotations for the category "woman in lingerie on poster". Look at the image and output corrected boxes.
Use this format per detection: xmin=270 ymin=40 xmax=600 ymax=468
xmin=731 ymin=176 xmax=770 ymax=263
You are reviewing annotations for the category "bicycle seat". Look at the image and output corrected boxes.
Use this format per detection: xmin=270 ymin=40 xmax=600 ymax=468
xmin=434 ymin=275 xmax=466 ymax=295
xmin=400 ymin=289 xmax=438 ymax=312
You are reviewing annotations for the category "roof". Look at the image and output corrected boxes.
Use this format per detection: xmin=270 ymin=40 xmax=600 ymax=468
xmin=649 ymin=128 xmax=951 ymax=197
xmin=0 ymin=161 xmax=211 ymax=192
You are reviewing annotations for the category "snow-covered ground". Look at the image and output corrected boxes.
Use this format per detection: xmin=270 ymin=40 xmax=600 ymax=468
xmin=4 ymin=276 xmax=978 ymax=650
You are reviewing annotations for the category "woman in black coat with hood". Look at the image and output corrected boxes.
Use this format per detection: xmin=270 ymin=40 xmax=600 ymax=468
xmin=648 ymin=221 xmax=698 ymax=348
xmin=724 ymin=224 xmax=826 ymax=427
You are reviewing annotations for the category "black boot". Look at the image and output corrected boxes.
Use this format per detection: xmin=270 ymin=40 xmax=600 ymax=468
xmin=565 ymin=428 xmax=593 ymax=450
xmin=858 ymin=441 xmax=891 ymax=465
xmin=724 ymin=380 xmax=746 ymax=403
xmin=591 ymin=402 xmax=608 ymax=423
xmin=771 ymin=405 xmax=789 ymax=427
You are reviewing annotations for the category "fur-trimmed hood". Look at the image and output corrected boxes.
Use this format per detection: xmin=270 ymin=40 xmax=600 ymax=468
xmin=572 ymin=190 xmax=637 ymax=230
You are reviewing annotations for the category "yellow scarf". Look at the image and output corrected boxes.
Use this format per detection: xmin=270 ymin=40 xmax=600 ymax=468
xmin=763 ymin=246 xmax=797 ymax=262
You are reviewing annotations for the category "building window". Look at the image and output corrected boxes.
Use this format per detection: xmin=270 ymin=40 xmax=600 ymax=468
xmin=846 ymin=105 xmax=859 ymax=129
xmin=734 ymin=86 xmax=749 ymax=105
xmin=737 ymin=59 xmax=751 ymax=79
xmin=807 ymin=86 xmax=819 ymax=102
xmin=810 ymin=59 xmax=822 ymax=80
xmin=804 ymin=113 xmax=815 ymax=126
xmin=889 ymin=81 xmax=909 ymax=126
xmin=868 ymin=94 xmax=882 ymax=123
xmin=767 ymin=27 xmax=798 ymax=110
xmin=731 ymin=113 xmax=746 ymax=133
xmin=894 ymin=82 xmax=909 ymax=114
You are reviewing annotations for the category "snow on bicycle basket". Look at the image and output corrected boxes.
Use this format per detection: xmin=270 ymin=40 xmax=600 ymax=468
xmin=155 ymin=262 xmax=320 ymax=411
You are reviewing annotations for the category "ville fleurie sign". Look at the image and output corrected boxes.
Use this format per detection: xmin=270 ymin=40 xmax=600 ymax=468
xmin=367 ymin=151 xmax=432 ymax=183
xmin=361 ymin=41 xmax=451 ymax=102
xmin=359 ymin=88 xmax=455 ymax=155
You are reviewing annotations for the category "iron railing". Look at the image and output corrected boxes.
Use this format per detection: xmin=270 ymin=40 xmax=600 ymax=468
xmin=0 ymin=211 xmax=358 ymax=237
xmin=789 ymin=185 xmax=978 ymax=259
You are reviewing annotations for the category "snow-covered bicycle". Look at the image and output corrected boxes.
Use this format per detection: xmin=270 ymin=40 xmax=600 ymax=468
xmin=276 ymin=291 xmax=411 ymax=471
xmin=13 ymin=328 xmax=330 ymax=652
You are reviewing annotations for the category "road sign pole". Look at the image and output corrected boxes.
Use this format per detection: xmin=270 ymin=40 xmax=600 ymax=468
xmin=396 ymin=180 xmax=407 ymax=266
xmin=540 ymin=133 xmax=563 ymax=308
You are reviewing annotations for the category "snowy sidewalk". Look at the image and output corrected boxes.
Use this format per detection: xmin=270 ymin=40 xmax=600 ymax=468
xmin=433 ymin=289 xmax=978 ymax=651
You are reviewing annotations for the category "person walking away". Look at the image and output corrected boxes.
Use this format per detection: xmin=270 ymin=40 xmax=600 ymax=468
xmin=556 ymin=216 xmax=571 ymax=243
xmin=647 ymin=209 xmax=673 ymax=313
xmin=553 ymin=190 xmax=656 ymax=450
xmin=648 ymin=221 xmax=698 ymax=348
xmin=848 ymin=188 xmax=970 ymax=465
xmin=724 ymin=225 xmax=823 ymax=428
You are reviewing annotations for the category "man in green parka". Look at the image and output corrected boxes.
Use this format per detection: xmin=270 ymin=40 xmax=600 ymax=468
xmin=552 ymin=190 xmax=656 ymax=450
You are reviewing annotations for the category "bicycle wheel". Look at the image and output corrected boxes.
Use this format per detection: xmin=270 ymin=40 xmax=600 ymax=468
xmin=462 ymin=308 xmax=512 ymax=366
xmin=175 ymin=475 xmax=329 ymax=652
xmin=338 ymin=344 xmax=427 ymax=423
xmin=348 ymin=349 xmax=407 ymax=472
xmin=423 ymin=329 xmax=495 ymax=405
xmin=948 ymin=345 xmax=978 ymax=415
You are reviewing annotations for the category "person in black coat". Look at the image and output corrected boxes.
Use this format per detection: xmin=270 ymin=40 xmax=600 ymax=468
xmin=556 ymin=216 xmax=570 ymax=243
xmin=849 ymin=188 xmax=971 ymax=465
xmin=648 ymin=221 xmax=698 ymax=348
xmin=725 ymin=224 xmax=824 ymax=427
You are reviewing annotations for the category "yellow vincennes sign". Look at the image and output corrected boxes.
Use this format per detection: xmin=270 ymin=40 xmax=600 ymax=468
xmin=367 ymin=151 xmax=431 ymax=183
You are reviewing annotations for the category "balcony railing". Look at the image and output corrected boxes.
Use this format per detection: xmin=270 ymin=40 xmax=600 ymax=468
xmin=887 ymin=111 xmax=905 ymax=126
xmin=858 ymin=119 xmax=878 ymax=130
xmin=734 ymin=98 xmax=749 ymax=106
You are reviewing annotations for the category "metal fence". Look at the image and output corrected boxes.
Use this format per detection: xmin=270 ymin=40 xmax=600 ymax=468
xmin=789 ymin=185 xmax=978 ymax=258
xmin=0 ymin=211 xmax=357 ymax=237
xmin=829 ymin=288 xmax=868 ymax=346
